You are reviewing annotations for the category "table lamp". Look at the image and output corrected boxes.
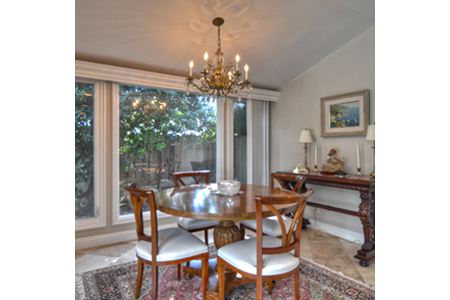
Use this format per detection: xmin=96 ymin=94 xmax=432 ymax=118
xmin=298 ymin=128 xmax=314 ymax=172
xmin=365 ymin=124 xmax=375 ymax=178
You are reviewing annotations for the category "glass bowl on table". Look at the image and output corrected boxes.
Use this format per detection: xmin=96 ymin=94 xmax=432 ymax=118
xmin=217 ymin=180 xmax=241 ymax=196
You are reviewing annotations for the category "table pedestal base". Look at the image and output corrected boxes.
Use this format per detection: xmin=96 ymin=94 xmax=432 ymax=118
xmin=183 ymin=220 xmax=244 ymax=299
xmin=213 ymin=220 xmax=240 ymax=249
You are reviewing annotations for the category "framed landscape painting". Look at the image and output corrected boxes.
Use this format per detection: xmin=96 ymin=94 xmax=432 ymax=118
xmin=321 ymin=89 xmax=370 ymax=137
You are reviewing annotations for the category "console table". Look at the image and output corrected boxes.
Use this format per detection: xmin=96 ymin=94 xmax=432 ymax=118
xmin=277 ymin=171 xmax=375 ymax=267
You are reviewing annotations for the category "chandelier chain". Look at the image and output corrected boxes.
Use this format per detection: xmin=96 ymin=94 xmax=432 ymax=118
xmin=217 ymin=26 xmax=221 ymax=53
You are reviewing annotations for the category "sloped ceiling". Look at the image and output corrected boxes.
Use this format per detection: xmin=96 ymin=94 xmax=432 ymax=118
xmin=75 ymin=0 xmax=374 ymax=91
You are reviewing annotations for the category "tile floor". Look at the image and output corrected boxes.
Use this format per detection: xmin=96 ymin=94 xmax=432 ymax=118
xmin=75 ymin=226 xmax=375 ymax=288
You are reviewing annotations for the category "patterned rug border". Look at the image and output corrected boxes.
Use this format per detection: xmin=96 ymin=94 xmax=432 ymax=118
xmin=76 ymin=256 xmax=374 ymax=299
xmin=299 ymin=256 xmax=375 ymax=290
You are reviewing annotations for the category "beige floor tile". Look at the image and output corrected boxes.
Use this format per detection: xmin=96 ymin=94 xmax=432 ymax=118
xmin=75 ymin=227 xmax=375 ymax=287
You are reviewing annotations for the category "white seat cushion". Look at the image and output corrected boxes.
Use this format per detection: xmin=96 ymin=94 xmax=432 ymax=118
xmin=178 ymin=217 xmax=220 ymax=231
xmin=136 ymin=227 xmax=208 ymax=262
xmin=240 ymin=215 xmax=294 ymax=237
xmin=218 ymin=236 xmax=300 ymax=276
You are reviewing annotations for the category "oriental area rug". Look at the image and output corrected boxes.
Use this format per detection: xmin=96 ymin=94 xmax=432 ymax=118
xmin=76 ymin=246 xmax=374 ymax=300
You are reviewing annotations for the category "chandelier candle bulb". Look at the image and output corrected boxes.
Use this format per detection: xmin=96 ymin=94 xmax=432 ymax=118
xmin=244 ymin=64 xmax=249 ymax=80
xmin=236 ymin=54 xmax=240 ymax=70
xmin=189 ymin=61 xmax=194 ymax=76
xmin=204 ymin=53 xmax=208 ymax=69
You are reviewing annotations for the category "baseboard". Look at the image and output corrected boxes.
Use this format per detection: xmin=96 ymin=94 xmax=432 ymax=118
xmin=75 ymin=222 xmax=177 ymax=250
xmin=76 ymin=219 xmax=365 ymax=250
xmin=306 ymin=219 xmax=364 ymax=245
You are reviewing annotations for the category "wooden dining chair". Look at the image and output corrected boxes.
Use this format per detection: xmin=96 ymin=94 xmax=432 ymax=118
xmin=171 ymin=170 xmax=219 ymax=245
xmin=124 ymin=182 xmax=209 ymax=299
xmin=217 ymin=189 xmax=314 ymax=299
xmin=239 ymin=173 xmax=307 ymax=240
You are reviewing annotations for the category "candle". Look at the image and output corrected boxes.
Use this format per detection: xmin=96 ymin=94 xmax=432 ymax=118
xmin=315 ymin=145 xmax=318 ymax=166
xmin=189 ymin=60 xmax=194 ymax=76
xmin=235 ymin=54 xmax=240 ymax=71
xmin=356 ymin=144 xmax=360 ymax=168
xmin=315 ymin=145 xmax=319 ymax=166
xmin=244 ymin=64 xmax=249 ymax=80
xmin=203 ymin=53 xmax=208 ymax=69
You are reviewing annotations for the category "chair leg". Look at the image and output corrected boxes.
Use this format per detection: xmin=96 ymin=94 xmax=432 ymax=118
xmin=177 ymin=264 xmax=181 ymax=280
xmin=294 ymin=268 xmax=300 ymax=300
xmin=202 ymin=256 xmax=209 ymax=299
xmin=218 ymin=260 xmax=225 ymax=299
xmin=239 ymin=225 xmax=245 ymax=240
xmin=135 ymin=261 xmax=144 ymax=299
xmin=267 ymin=280 xmax=273 ymax=292
xmin=152 ymin=264 xmax=158 ymax=300
xmin=256 ymin=278 xmax=263 ymax=300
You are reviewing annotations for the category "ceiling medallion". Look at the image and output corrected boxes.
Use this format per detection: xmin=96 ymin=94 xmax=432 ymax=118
xmin=185 ymin=17 xmax=252 ymax=103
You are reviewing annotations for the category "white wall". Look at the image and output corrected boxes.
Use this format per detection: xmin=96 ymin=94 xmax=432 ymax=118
xmin=270 ymin=26 xmax=375 ymax=242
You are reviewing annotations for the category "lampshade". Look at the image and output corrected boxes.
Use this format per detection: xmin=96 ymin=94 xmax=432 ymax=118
xmin=365 ymin=124 xmax=375 ymax=141
xmin=298 ymin=129 xmax=313 ymax=143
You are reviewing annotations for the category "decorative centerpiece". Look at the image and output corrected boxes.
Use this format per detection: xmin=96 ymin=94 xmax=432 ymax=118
xmin=322 ymin=149 xmax=347 ymax=175
xmin=217 ymin=180 xmax=241 ymax=196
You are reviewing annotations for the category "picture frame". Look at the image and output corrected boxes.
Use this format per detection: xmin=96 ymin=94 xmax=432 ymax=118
xmin=320 ymin=89 xmax=370 ymax=137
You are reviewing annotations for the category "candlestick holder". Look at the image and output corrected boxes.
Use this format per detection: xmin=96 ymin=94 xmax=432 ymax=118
xmin=356 ymin=168 xmax=362 ymax=176
xmin=314 ymin=165 xmax=319 ymax=173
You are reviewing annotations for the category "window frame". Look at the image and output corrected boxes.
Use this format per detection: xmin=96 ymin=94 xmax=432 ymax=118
xmin=75 ymin=78 xmax=107 ymax=231
xmin=75 ymin=60 xmax=279 ymax=227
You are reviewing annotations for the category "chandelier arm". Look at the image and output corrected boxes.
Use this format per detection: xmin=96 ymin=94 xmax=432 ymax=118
xmin=225 ymin=62 xmax=234 ymax=70
xmin=190 ymin=82 xmax=210 ymax=93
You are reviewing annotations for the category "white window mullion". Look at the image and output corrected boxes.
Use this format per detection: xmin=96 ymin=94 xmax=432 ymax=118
xmin=216 ymin=101 xmax=225 ymax=182
xmin=246 ymin=100 xmax=253 ymax=184
xmin=225 ymin=101 xmax=234 ymax=180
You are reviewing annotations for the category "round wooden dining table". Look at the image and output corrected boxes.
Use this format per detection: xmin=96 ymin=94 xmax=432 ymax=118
xmin=154 ymin=183 xmax=300 ymax=298
xmin=154 ymin=183 xmax=300 ymax=249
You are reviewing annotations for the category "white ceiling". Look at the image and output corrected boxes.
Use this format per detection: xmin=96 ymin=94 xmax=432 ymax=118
xmin=75 ymin=0 xmax=374 ymax=91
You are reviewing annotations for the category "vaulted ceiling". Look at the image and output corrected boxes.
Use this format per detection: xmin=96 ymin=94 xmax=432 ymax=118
xmin=75 ymin=0 xmax=374 ymax=91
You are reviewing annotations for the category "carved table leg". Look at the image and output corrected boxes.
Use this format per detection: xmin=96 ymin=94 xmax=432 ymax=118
xmin=354 ymin=188 xmax=375 ymax=267
xmin=213 ymin=220 xmax=241 ymax=249
xmin=213 ymin=220 xmax=240 ymax=275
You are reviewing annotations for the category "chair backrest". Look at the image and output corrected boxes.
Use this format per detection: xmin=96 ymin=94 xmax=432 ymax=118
xmin=270 ymin=173 xmax=306 ymax=194
xmin=255 ymin=189 xmax=314 ymax=263
xmin=124 ymin=182 xmax=158 ymax=258
xmin=171 ymin=170 xmax=211 ymax=187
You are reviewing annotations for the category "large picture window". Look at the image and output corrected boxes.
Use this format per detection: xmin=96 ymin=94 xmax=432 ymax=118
xmin=117 ymin=85 xmax=217 ymax=216
xmin=75 ymin=60 xmax=277 ymax=230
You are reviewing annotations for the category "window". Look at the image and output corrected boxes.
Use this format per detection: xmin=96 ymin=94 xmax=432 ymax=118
xmin=75 ymin=82 xmax=95 ymax=219
xmin=233 ymin=100 xmax=247 ymax=183
xmin=75 ymin=60 xmax=278 ymax=228
xmin=116 ymin=85 xmax=217 ymax=218
xmin=75 ymin=79 xmax=106 ymax=231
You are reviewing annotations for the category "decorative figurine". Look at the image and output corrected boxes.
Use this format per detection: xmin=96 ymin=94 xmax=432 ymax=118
xmin=322 ymin=149 xmax=345 ymax=174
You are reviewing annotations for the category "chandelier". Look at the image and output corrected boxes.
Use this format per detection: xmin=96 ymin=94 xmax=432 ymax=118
xmin=185 ymin=17 xmax=252 ymax=103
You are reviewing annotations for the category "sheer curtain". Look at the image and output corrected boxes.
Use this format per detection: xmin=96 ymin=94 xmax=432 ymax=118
xmin=246 ymin=99 xmax=270 ymax=185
